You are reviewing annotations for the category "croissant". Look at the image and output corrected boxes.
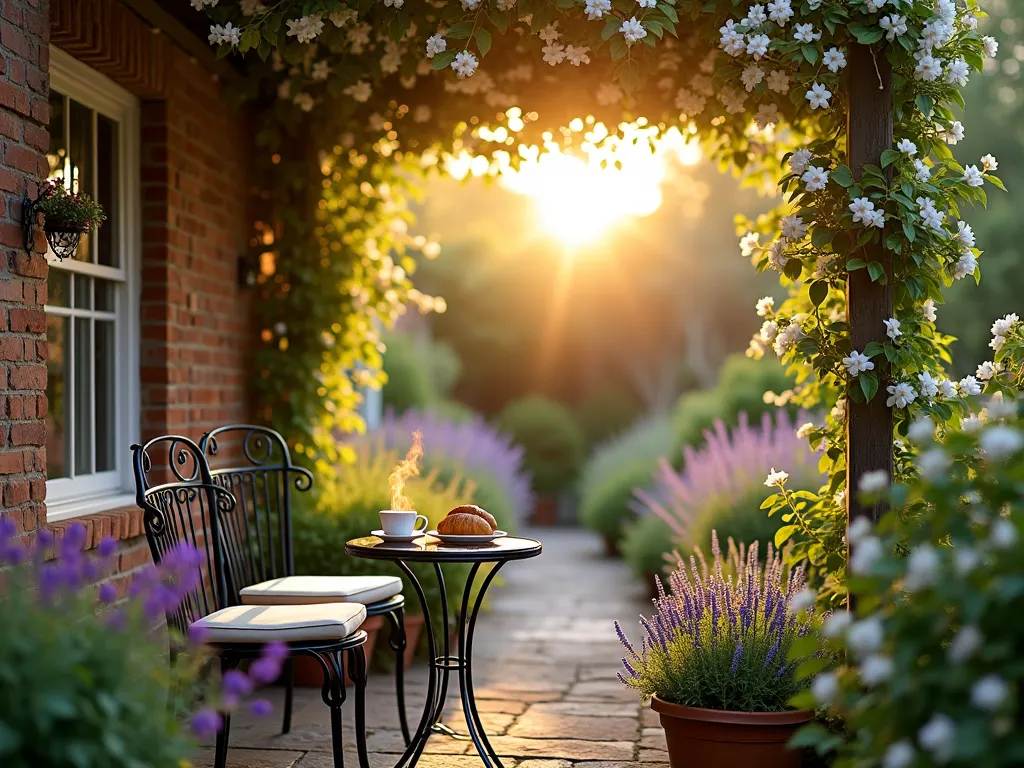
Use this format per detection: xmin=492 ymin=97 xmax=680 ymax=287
xmin=447 ymin=504 xmax=498 ymax=532
xmin=437 ymin=513 xmax=493 ymax=535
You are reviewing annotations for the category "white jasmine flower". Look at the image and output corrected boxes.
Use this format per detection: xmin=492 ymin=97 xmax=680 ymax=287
xmin=982 ymin=36 xmax=999 ymax=58
xmin=542 ymin=42 xmax=566 ymax=65
xmin=887 ymin=382 xmax=917 ymax=409
xmin=620 ymin=17 xmax=647 ymax=44
xmin=823 ymin=611 xmax=852 ymax=638
xmin=286 ymin=15 xmax=325 ymax=43
xmin=793 ymin=23 xmax=820 ymax=44
xmin=971 ymin=675 xmax=1010 ymax=712
xmin=192 ymin=0 xmax=218 ymax=8
xmin=781 ymin=214 xmax=807 ymax=240
xmin=741 ymin=65 xmax=765 ymax=92
xmin=896 ymin=138 xmax=917 ymax=157
xmin=848 ymin=517 xmax=873 ymax=545
xmin=883 ymin=741 xmax=916 ymax=768
xmin=981 ymin=427 xmax=1023 ymax=461
xmin=329 ymin=8 xmax=357 ymax=26
xmin=946 ymin=58 xmax=970 ymax=86
xmin=565 ymin=45 xmax=590 ymax=66
xmin=879 ymin=14 xmax=908 ymax=41
xmin=796 ymin=422 xmax=816 ymax=439
xmin=992 ymin=313 xmax=1018 ymax=336
xmin=923 ymin=298 xmax=937 ymax=322
xmin=937 ymin=378 xmax=957 ymax=399
xmin=943 ymin=120 xmax=965 ymax=144
xmin=767 ymin=69 xmax=790 ymax=93
xmin=292 ymin=93 xmax=314 ymax=112
xmin=719 ymin=87 xmax=747 ymax=115
xmin=959 ymin=376 xmax=982 ymax=396
xmin=850 ymin=535 xmax=884 ymax=574
xmin=992 ymin=335 xmax=1006 ymax=352
xmin=767 ymin=0 xmax=793 ymax=26
xmin=674 ymin=88 xmax=707 ymax=116
xmin=847 ymin=616 xmax=884 ymax=657
xmin=822 ymin=47 xmax=846 ymax=72
xmin=977 ymin=361 xmax=1001 ymax=381
xmin=806 ymin=82 xmax=831 ymax=110
xmin=884 ymin=317 xmax=902 ymax=340
xmin=915 ymin=54 xmax=942 ymax=82
xmin=802 ymin=166 xmax=829 ymax=192
xmin=908 ymin=417 xmax=935 ymax=443
xmin=859 ymin=470 xmax=889 ymax=495
xmin=914 ymin=159 xmax=931 ymax=182
xmin=918 ymin=371 xmax=939 ymax=400
xmin=720 ymin=26 xmax=746 ymax=56
xmin=451 ymin=51 xmax=479 ymax=78
xmin=789 ymin=148 xmax=813 ymax=175
xmin=962 ymin=413 xmax=985 ymax=433
xmin=980 ymin=153 xmax=999 ymax=172
xmin=756 ymin=296 xmax=775 ymax=317
xmin=740 ymin=232 xmax=761 ymax=256
xmin=538 ymin=22 xmax=560 ymax=42
xmin=843 ymin=350 xmax=875 ymax=377
xmin=963 ymin=165 xmax=985 ymax=187
xmin=989 ymin=391 xmax=1018 ymax=420
xmin=760 ymin=320 xmax=779 ymax=343
xmin=953 ymin=547 xmax=981 ymax=576
xmin=948 ymin=625 xmax=983 ymax=662
xmin=637 ymin=0 xmax=656 ymax=8
xmin=956 ymin=221 xmax=976 ymax=247
xmin=810 ymin=672 xmax=839 ymax=705
xmin=584 ymin=0 xmax=611 ymax=19
xmin=774 ymin=323 xmax=803 ymax=357
xmin=208 ymin=22 xmax=242 ymax=46
xmin=860 ymin=654 xmax=894 ymax=686
xmin=903 ymin=545 xmax=940 ymax=591
xmin=990 ymin=517 xmax=1018 ymax=548
xmin=918 ymin=715 xmax=956 ymax=764
xmin=920 ymin=19 xmax=953 ymax=51
xmin=917 ymin=449 xmax=950 ymax=481
xmin=952 ymin=250 xmax=978 ymax=281
xmin=343 ymin=80 xmax=372 ymax=102
xmin=917 ymin=196 xmax=944 ymax=231
xmin=745 ymin=4 xmax=768 ymax=26
xmin=850 ymin=197 xmax=876 ymax=223
xmin=835 ymin=489 xmax=846 ymax=509
xmin=865 ymin=0 xmax=887 ymax=10
xmin=311 ymin=60 xmax=332 ymax=80
xmin=425 ymin=34 xmax=447 ymax=58
xmin=789 ymin=587 xmax=816 ymax=615
xmin=461 ymin=0 xmax=482 ymax=9
xmin=746 ymin=33 xmax=771 ymax=59
xmin=767 ymin=239 xmax=789 ymax=271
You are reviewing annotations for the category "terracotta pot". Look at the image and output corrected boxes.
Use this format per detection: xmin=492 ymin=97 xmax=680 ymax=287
xmin=603 ymin=534 xmax=621 ymax=558
xmin=530 ymin=495 xmax=558 ymax=526
xmin=651 ymin=696 xmax=813 ymax=768
xmin=290 ymin=614 xmax=384 ymax=687
xmin=402 ymin=613 xmax=425 ymax=669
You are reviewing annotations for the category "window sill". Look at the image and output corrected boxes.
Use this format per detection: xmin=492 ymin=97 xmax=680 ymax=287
xmin=46 ymin=493 xmax=138 ymax=523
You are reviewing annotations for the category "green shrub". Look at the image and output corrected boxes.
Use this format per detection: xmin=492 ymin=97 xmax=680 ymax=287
xmin=498 ymin=395 xmax=586 ymax=494
xmin=682 ymin=486 xmax=785 ymax=562
xmin=382 ymin=332 xmax=463 ymax=414
xmin=579 ymin=418 xmax=674 ymax=542
xmin=573 ymin=386 xmax=643 ymax=444
xmin=671 ymin=355 xmax=793 ymax=461
xmin=621 ymin=512 xmax=675 ymax=579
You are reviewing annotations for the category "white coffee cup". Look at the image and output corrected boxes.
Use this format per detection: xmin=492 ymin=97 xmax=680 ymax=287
xmin=379 ymin=510 xmax=429 ymax=536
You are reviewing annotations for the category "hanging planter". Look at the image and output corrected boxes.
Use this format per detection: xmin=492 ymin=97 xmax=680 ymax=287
xmin=24 ymin=178 xmax=106 ymax=261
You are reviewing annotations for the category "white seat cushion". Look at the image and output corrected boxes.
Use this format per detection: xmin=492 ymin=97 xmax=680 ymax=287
xmin=192 ymin=603 xmax=367 ymax=644
xmin=239 ymin=575 xmax=402 ymax=606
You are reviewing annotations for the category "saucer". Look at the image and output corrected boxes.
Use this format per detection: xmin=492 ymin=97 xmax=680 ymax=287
xmin=371 ymin=529 xmax=425 ymax=543
xmin=427 ymin=530 xmax=508 ymax=545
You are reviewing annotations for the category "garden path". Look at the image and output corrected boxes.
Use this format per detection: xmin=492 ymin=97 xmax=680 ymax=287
xmin=195 ymin=527 xmax=666 ymax=768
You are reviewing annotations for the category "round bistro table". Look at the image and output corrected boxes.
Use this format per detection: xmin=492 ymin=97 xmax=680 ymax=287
xmin=345 ymin=534 xmax=542 ymax=768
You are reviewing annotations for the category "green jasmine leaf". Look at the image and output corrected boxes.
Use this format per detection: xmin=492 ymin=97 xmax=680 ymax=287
xmin=447 ymin=21 xmax=474 ymax=39
xmin=430 ymin=50 xmax=457 ymax=69
xmin=916 ymin=93 xmax=935 ymax=117
xmin=802 ymin=45 xmax=818 ymax=65
xmin=867 ymin=261 xmax=887 ymax=283
xmin=809 ymin=280 xmax=828 ymax=307
xmin=474 ymin=27 xmax=492 ymax=56
xmin=880 ymin=149 xmax=900 ymax=168
xmin=847 ymin=258 xmax=867 ymax=271
xmin=859 ymin=372 xmax=879 ymax=402
xmin=864 ymin=342 xmax=885 ymax=358
xmin=831 ymin=165 xmax=854 ymax=187
xmin=658 ymin=3 xmax=678 ymax=22
xmin=774 ymin=525 xmax=801 ymax=548
xmin=602 ymin=17 xmax=620 ymax=40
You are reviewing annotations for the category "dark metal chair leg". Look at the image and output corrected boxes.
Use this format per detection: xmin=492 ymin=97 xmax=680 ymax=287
xmin=214 ymin=656 xmax=236 ymax=768
xmin=320 ymin=651 xmax=348 ymax=768
xmin=386 ymin=606 xmax=411 ymax=745
xmin=348 ymin=646 xmax=371 ymax=768
xmin=282 ymin=656 xmax=294 ymax=734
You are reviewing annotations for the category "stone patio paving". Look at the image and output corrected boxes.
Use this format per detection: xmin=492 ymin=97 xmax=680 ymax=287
xmin=196 ymin=528 xmax=666 ymax=768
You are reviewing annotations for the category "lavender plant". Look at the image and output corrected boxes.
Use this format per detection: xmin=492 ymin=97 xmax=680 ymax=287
xmin=617 ymin=533 xmax=815 ymax=713
xmin=0 ymin=520 xmax=281 ymax=768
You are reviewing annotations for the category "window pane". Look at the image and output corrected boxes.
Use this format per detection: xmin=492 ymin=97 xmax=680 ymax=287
xmin=95 ymin=320 xmax=116 ymax=472
xmin=97 ymin=115 xmax=119 ymax=268
xmin=69 ymin=100 xmax=94 ymax=263
xmin=73 ymin=274 xmax=92 ymax=309
xmin=74 ymin=317 xmax=93 ymax=475
xmin=47 ymin=91 xmax=66 ymax=179
xmin=95 ymin=277 xmax=116 ymax=312
xmin=46 ymin=316 xmax=70 ymax=479
xmin=48 ymin=270 xmax=70 ymax=308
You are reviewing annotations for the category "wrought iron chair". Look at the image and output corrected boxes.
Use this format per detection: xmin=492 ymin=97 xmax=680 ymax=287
xmin=198 ymin=424 xmax=411 ymax=744
xmin=132 ymin=435 xmax=371 ymax=768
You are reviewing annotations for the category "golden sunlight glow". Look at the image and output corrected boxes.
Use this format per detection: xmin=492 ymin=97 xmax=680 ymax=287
xmin=505 ymin=123 xmax=701 ymax=247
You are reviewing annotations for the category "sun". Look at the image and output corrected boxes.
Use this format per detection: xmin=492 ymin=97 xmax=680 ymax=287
xmin=501 ymin=122 xmax=702 ymax=248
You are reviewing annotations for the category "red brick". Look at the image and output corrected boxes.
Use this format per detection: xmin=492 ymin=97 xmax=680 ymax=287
xmin=0 ymin=451 xmax=24 ymax=475
xmin=10 ymin=422 xmax=43 ymax=446
xmin=13 ymin=251 xmax=46 ymax=279
xmin=8 ymin=307 xmax=45 ymax=333
xmin=3 ymin=478 xmax=29 ymax=506
xmin=4 ymin=142 xmax=38 ymax=175
xmin=8 ymin=364 xmax=44 ymax=390
xmin=1 ymin=21 xmax=34 ymax=60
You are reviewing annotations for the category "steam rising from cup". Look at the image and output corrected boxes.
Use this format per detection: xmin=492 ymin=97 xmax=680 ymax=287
xmin=388 ymin=430 xmax=424 ymax=511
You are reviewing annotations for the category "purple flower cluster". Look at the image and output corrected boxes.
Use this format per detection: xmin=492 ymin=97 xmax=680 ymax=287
xmin=128 ymin=541 xmax=204 ymax=621
xmin=345 ymin=408 xmax=534 ymax=522
xmin=616 ymin=533 xmax=811 ymax=711
xmin=634 ymin=410 xmax=823 ymax=539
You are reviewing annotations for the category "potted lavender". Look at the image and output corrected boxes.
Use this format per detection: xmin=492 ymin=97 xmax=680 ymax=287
xmin=616 ymin=532 xmax=817 ymax=768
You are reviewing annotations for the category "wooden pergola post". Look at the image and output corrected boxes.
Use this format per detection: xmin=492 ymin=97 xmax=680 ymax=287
xmin=846 ymin=45 xmax=894 ymax=529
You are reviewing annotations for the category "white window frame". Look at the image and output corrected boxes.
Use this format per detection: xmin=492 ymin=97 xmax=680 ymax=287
xmin=45 ymin=47 xmax=141 ymax=521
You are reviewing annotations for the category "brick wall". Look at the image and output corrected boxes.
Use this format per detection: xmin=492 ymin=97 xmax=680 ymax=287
xmin=0 ymin=0 xmax=50 ymax=538
xmin=0 ymin=0 xmax=254 ymax=588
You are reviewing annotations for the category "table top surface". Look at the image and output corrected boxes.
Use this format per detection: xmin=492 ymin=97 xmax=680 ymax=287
xmin=345 ymin=534 xmax=542 ymax=563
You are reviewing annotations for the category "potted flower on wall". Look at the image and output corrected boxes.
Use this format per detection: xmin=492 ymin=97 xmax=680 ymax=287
xmin=26 ymin=177 xmax=106 ymax=261
xmin=616 ymin=531 xmax=819 ymax=768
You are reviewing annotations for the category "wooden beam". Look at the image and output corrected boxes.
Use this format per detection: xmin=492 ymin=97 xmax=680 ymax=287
xmin=846 ymin=44 xmax=894 ymax=529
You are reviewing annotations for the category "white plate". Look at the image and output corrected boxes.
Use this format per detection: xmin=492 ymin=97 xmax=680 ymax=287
xmin=427 ymin=530 xmax=508 ymax=545
xmin=371 ymin=529 xmax=426 ymax=543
